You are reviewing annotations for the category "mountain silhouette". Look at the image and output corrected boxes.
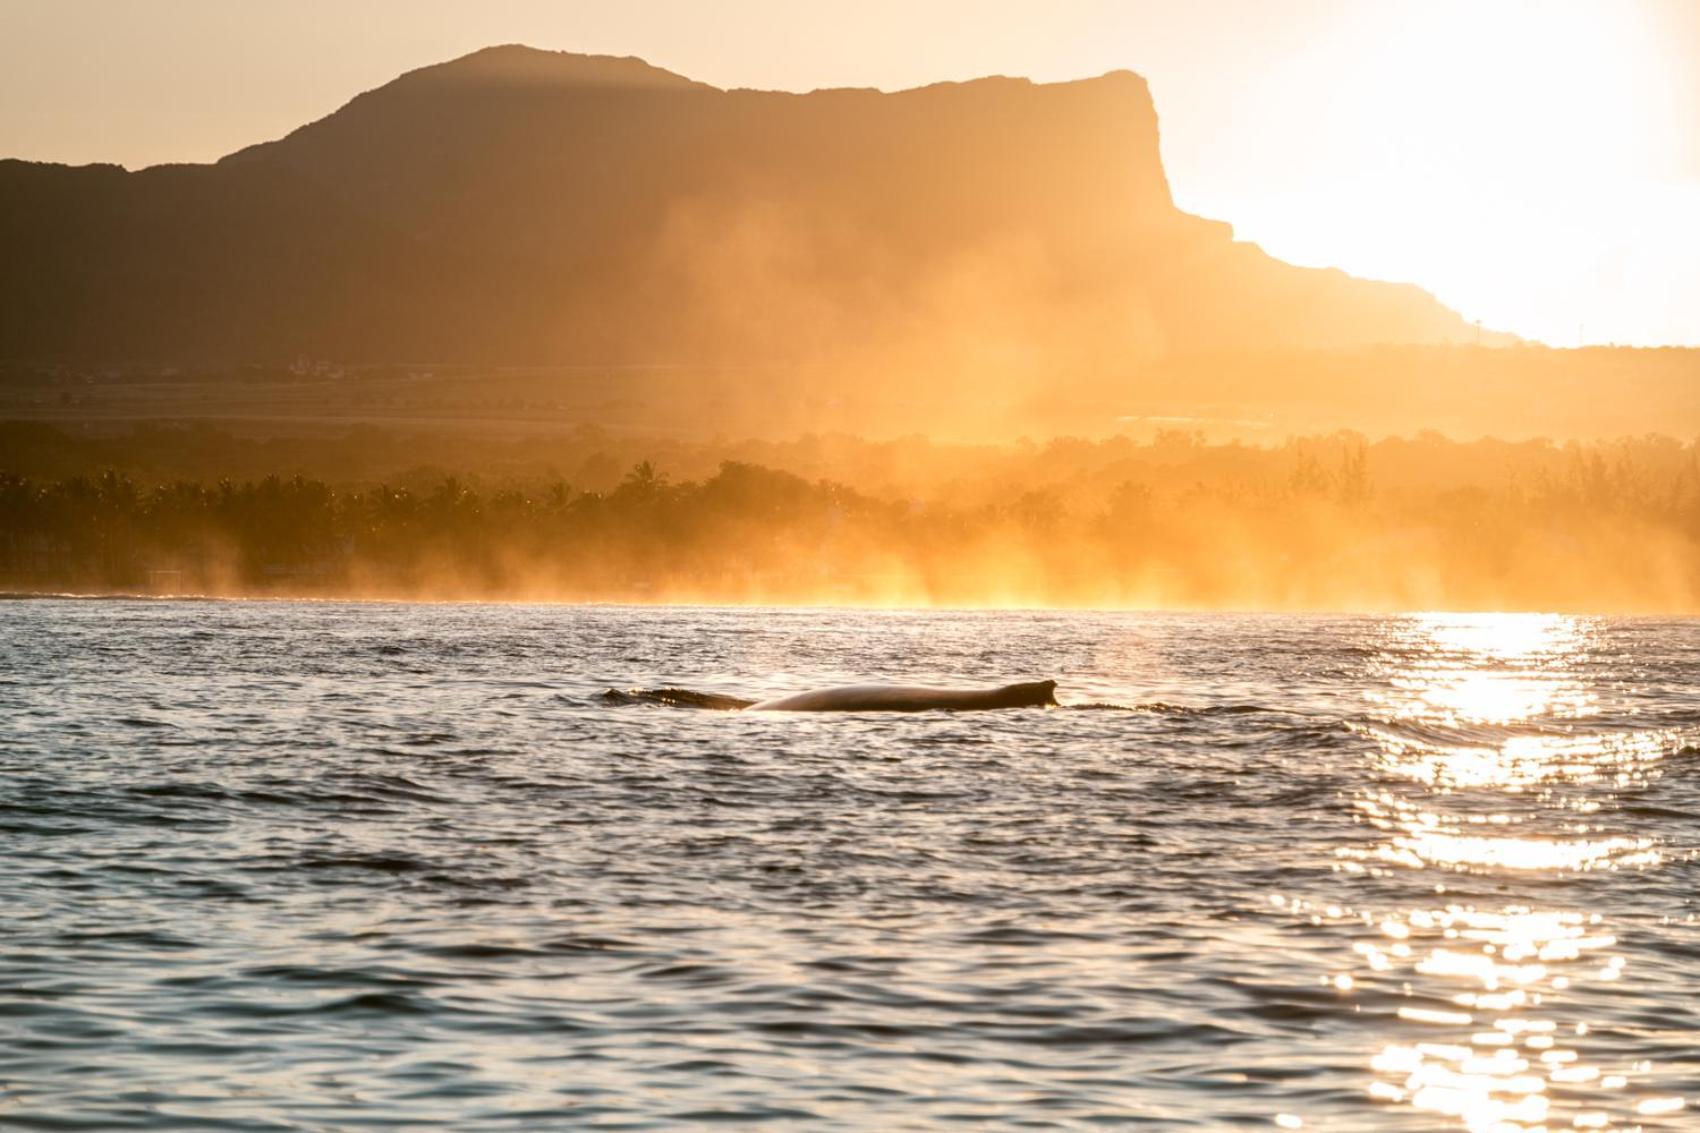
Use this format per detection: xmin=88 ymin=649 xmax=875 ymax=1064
xmin=0 ymin=46 xmax=1500 ymax=366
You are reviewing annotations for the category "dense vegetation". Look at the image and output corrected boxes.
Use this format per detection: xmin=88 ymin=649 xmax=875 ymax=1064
xmin=3 ymin=427 xmax=1697 ymax=610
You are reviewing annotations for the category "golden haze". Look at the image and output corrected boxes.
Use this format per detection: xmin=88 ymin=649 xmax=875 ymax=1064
xmin=4 ymin=426 xmax=1697 ymax=613
xmin=2 ymin=1 xmax=1696 ymax=347
xmin=1 ymin=28 xmax=1696 ymax=614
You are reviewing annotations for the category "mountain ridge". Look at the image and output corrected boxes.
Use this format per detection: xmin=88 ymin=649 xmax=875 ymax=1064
xmin=0 ymin=46 xmax=1504 ymax=367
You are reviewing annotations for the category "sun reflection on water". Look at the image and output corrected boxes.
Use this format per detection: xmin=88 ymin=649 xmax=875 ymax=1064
xmin=1415 ymin=613 xmax=1584 ymax=663
xmin=1367 ymin=613 xmax=1596 ymax=730
xmin=1346 ymin=793 xmax=1662 ymax=873
xmin=1366 ymin=730 xmax=1670 ymax=794
xmin=1345 ymin=903 xmax=1683 ymax=1133
xmin=1327 ymin=614 xmax=1686 ymax=1131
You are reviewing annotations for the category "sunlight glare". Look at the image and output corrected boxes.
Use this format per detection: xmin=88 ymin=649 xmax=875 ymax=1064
xmin=1212 ymin=1 xmax=1699 ymax=345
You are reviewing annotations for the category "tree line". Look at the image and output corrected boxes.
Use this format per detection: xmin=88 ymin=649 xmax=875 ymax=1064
xmin=2 ymin=442 xmax=1697 ymax=610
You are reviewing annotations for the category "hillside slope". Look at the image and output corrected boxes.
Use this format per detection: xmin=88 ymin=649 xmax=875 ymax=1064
xmin=0 ymin=46 xmax=1495 ymax=367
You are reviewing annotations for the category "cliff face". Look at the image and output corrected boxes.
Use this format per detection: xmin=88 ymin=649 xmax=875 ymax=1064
xmin=0 ymin=46 xmax=1492 ymax=365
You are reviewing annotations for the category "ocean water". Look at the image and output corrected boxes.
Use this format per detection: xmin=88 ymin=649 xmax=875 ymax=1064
xmin=1 ymin=601 xmax=1697 ymax=1131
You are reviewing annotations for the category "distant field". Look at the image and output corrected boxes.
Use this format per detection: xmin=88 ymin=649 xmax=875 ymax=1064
xmin=4 ymin=344 xmax=1696 ymax=444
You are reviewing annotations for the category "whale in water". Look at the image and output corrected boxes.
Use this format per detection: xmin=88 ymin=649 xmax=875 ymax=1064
xmin=746 ymin=679 xmax=1057 ymax=713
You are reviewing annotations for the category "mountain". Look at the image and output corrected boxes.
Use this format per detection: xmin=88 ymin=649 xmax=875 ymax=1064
xmin=0 ymin=45 xmax=1498 ymax=368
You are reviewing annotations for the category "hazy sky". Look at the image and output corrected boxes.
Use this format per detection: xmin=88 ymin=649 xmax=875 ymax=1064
xmin=2 ymin=0 xmax=1696 ymax=347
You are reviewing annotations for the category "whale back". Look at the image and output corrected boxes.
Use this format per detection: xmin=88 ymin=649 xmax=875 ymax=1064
xmin=748 ymin=679 xmax=1057 ymax=713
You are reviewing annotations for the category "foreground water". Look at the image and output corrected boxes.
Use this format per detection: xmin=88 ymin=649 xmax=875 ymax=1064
xmin=1 ymin=602 xmax=1696 ymax=1131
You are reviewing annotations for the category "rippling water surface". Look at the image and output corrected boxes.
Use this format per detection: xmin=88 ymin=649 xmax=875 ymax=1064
xmin=2 ymin=602 xmax=1697 ymax=1130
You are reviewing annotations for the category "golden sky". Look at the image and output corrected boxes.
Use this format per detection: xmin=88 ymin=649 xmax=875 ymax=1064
xmin=1 ymin=0 xmax=1695 ymax=347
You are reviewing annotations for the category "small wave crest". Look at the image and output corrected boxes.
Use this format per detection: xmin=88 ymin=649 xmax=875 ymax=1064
xmin=1065 ymin=701 xmax=1278 ymax=715
xmin=602 ymin=687 xmax=756 ymax=710
xmin=1351 ymin=715 xmax=1700 ymax=752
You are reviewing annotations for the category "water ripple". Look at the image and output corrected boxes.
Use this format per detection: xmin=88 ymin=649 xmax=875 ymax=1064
xmin=0 ymin=603 xmax=1695 ymax=1130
